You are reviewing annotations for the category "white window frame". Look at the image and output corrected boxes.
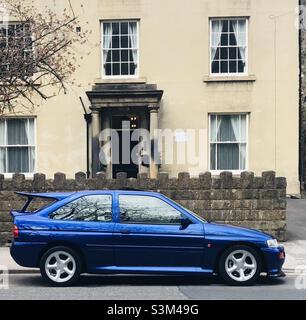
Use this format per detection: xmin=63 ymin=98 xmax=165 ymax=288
xmin=208 ymin=113 xmax=249 ymax=175
xmin=101 ymin=20 xmax=139 ymax=80
xmin=0 ymin=117 xmax=37 ymax=177
xmin=209 ymin=17 xmax=248 ymax=77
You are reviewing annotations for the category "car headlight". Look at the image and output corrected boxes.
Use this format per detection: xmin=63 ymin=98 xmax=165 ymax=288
xmin=267 ymin=239 xmax=279 ymax=248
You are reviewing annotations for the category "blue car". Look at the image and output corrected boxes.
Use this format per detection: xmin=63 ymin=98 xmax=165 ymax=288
xmin=10 ymin=190 xmax=285 ymax=287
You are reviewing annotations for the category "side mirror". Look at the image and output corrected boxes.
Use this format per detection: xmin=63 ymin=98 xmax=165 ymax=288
xmin=180 ymin=218 xmax=192 ymax=230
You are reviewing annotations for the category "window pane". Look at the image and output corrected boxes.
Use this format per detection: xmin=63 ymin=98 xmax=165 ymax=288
xmin=104 ymin=50 xmax=111 ymax=63
xmin=230 ymin=20 xmax=237 ymax=33
xmin=7 ymin=119 xmax=28 ymax=145
xmin=105 ymin=63 xmax=112 ymax=75
xmin=112 ymin=23 xmax=119 ymax=35
xmin=211 ymin=60 xmax=219 ymax=74
xmin=229 ymin=33 xmax=237 ymax=46
xmin=50 ymin=195 xmax=113 ymax=222
xmin=7 ymin=147 xmax=29 ymax=173
xmin=229 ymin=60 xmax=237 ymax=73
xmin=222 ymin=20 xmax=229 ymax=32
xmin=0 ymin=147 xmax=6 ymax=172
xmin=221 ymin=61 xmax=228 ymax=73
xmin=221 ymin=33 xmax=228 ymax=46
xmin=121 ymin=22 xmax=128 ymax=35
xmin=239 ymin=144 xmax=247 ymax=170
xmin=220 ymin=47 xmax=228 ymax=59
xmin=112 ymin=50 xmax=120 ymax=62
xmin=121 ymin=63 xmax=128 ymax=75
xmin=217 ymin=143 xmax=240 ymax=170
xmin=218 ymin=115 xmax=238 ymax=142
xmin=238 ymin=60 xmax=245 ymax=73
xmin=238 ymin=20 xmax=246 ymax=33
xmin=121 ymin=50 xmax=128 ymax=62
xmin=240 ymin=115 xmax=247 ymax=141
xmin=119 ymin=195 xmax=183 ymax=224
xmin=210 ymin=144 xmax=216 ymax=170
xmin=130 ymin=62 xmax=136 ymax=75
xmin=112 ymin=36 xmax=119 ymax=49
xmin=229 ymin=47 xmax=237 ymax=59
xmin=121 ymin=36 xmax=129 ymax=48
xmin=113 ymin=63 xmax=120 ymax=75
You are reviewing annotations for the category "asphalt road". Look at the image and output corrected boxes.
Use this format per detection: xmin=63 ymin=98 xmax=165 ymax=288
xmin=1 ymin=274 xmax=306 ymax=300
xmin=287 ymin=199 xmax=306 ymax=241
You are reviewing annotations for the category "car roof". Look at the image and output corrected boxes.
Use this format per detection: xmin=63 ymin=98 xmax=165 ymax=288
xmin=16 ymin=190 xmax=162 ymax=199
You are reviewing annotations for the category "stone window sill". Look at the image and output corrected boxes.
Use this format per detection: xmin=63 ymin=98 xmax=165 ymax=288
xmin=203 ymin=75 xmax=256 ymax=83
xmin=94 ymin=77 xmax=147 ymax=85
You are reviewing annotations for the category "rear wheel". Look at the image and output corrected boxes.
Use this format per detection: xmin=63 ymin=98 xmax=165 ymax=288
xmin=218 ymin=245 xmax=262 ymax=286
xmin=40 ymin=246 xmax=81 ymax=287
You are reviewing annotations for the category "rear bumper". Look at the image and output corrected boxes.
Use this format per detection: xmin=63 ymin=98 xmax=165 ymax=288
xmin=10 ymin=241 xmax=46 ymax=268
xmin=261 ymin=246 xmax=285 ymax=276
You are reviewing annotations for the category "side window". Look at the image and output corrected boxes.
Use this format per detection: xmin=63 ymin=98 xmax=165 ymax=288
xmin=50 ymin=195 xmax=112 ymax=222
xmin=119 ymin=195 xmax=183 ymax=225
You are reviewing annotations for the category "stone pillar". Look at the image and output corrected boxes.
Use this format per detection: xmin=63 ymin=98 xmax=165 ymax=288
xmin=149 ymin=106 xmax=159 ymax=179
xmin=91 ymin=110 xmax=101 ymax=176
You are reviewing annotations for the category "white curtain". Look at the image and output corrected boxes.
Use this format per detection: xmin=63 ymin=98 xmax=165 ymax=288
xmin=211 ymin=115 xmax=221 ymax=142
xmin=0 ymin=119 xmax=5 ymax=145
xmin=230 ymin=115 xmax=240 ymax=142
xmin=129 ymin=23 xmax=138 ymax=69
xmin=211 ymin=20 xmax=223 ymax=62
xmin=103 ymin=24 xmax=112 ymax=65
xmin=232 ymin=20 xmax=246 ymax=64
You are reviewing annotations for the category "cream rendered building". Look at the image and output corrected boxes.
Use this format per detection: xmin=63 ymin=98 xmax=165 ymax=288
xmin=0 ymin=0 xmax=300 ymax=194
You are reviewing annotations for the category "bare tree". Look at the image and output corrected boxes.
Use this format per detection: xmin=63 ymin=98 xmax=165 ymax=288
xmin=0 ymin=0 xmax=90 ymax=114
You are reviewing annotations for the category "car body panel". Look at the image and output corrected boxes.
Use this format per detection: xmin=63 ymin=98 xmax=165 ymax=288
xmin=10 ymin=190 xmax=285 ymax=277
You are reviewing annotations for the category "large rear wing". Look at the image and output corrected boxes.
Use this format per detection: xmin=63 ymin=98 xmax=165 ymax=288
xmin=12 ymin=192 xmax=74 ymax=216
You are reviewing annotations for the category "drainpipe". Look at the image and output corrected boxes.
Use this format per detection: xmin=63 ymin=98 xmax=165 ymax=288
xmin=80 ymin=97 xmax=92 ymax=179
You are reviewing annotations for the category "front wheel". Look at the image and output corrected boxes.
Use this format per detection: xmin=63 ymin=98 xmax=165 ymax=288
xmin=40 ymin=246 xmax=81 ymax=287
xmin=218 ymin=245 xmax=262 ymax=286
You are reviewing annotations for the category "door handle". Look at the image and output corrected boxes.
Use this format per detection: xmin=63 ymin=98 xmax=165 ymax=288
xmin=119 ymin=230 xmax=131 ymax=235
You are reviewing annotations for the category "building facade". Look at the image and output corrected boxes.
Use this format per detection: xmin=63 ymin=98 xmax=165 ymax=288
xmin=0 ymin=0 xmax=300 ymax=195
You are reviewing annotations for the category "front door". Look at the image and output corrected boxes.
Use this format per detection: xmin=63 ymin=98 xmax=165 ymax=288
xmin=113 ymin=194 xmax=205 ymax=268
xmin=112 ymin=115 xmax=140 ymax=178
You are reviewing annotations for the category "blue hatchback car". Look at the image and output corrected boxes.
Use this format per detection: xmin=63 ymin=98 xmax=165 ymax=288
xmin=10 ymin=190 xmax=285 ymax=286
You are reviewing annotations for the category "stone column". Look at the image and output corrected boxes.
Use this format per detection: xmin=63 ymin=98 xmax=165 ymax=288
xmin=91 ymin=109 xmax=101 ymax=176
xmin=149 ymin=106 xmax=159 ymax=179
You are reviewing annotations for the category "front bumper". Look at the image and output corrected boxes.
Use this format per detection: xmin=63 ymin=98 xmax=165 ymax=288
xmin=261 ymin=245 xmax=285 ymax=276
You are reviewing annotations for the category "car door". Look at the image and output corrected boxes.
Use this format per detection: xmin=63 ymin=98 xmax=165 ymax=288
xmin=113 ymin=193 xmax=205 ymax=268
xmin=48 ymin=193 xmax=115 ymax=269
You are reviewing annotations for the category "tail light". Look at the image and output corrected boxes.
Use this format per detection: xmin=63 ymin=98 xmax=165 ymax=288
xmin=13 ymin=225 xmax=19 ymax=239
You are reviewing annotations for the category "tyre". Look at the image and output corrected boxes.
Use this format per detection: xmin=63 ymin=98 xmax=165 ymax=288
xmin=40 ymin=246 xmax=82 ymax=287
xmin=218 ymin=245 xmax=262 ymax=286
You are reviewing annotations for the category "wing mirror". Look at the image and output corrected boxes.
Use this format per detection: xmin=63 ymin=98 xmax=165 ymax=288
xmin=180 ymin=218 xmax=192 ymax=230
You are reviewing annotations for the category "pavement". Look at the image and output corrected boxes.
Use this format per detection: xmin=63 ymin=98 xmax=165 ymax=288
xmin=0 ymin=199 xmax=305 ymax=275
xmin=0 ymin=274 xmax=306 ymax=300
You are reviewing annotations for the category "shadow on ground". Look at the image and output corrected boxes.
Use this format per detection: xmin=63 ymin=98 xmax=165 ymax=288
xmin=13 ymin=274 xmax=286 ymax=288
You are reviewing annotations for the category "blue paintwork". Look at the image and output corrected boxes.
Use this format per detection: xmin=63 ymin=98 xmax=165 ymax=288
xmin=10 ymin=190 xmax=285 ymax=276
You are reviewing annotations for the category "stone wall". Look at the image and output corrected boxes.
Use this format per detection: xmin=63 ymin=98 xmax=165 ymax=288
xmin=0 ymin=171 xmax=287 ymax=244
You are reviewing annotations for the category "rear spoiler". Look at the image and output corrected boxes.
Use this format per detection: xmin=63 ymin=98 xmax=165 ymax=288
xmin=15 ymin=192 xmax=74 ymax=201
xmin=12 ymin=192 xmax=75 ymax=215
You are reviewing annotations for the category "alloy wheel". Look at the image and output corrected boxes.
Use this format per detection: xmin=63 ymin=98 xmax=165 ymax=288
xmin=225 ymin=249 xmax=257 ymax=282
xmin=45 ymin=251 xmax=76 ymax=283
